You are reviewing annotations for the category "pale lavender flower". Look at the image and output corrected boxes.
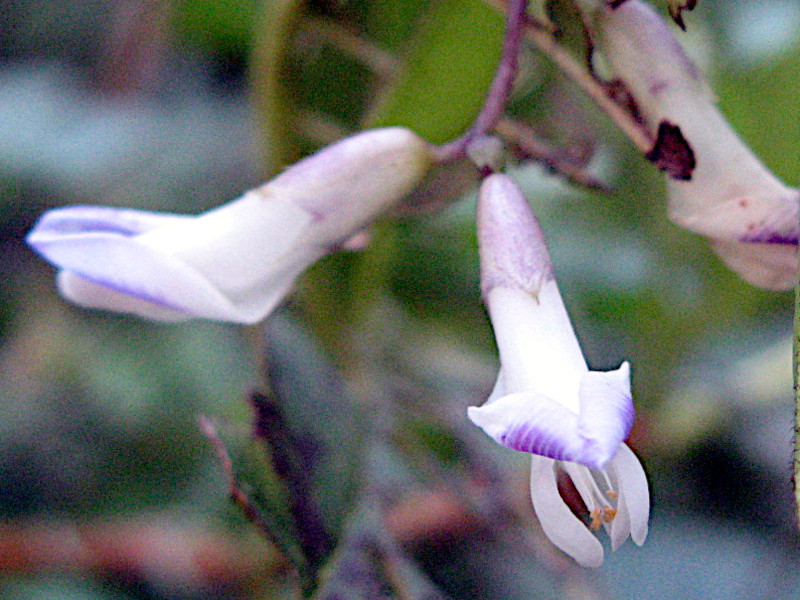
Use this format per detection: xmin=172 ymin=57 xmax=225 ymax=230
xmin=468 ymin=174 xmax=649 ymax=567
xmin=27 ymin=127 xmax=434 ymax=323
xmin=589 ymin=0 xmax=799 ymax=290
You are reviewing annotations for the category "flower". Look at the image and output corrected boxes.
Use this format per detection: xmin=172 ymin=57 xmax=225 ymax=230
xmin=27 ymin=127 xmax=434 ymax=323
xmin=468 ymin=173 xmax=649 ymax=567
xmin=588 ymin=0 xmax=799 ymax=290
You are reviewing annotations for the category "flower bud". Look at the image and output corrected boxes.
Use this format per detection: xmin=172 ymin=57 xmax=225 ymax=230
xmin=27 ymin=127 xmax=434 ymax=323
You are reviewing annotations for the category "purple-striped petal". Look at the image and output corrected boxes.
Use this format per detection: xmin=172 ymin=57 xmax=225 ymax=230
xmin=27 ymin=205 xmax=190 ymax=240
xmin=26 ymin=201 xmax=311 ymax=323
xmin=672 ymin=195 xmax=800 ymax=245
xmin=26 ymin=127 xmax=436 ymax=323
xmin=41 ymin=231 xmax=245 ymax=319
xmin=468 ymin=365 xmax=633 ymax=469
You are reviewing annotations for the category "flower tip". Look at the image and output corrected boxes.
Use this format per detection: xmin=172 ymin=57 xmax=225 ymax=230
xmin=615 ymin=360 xmax=631 ymax=379
xmin=466 ymin=405 xmax=504 ymax=443
xmin=477 ymin=174 xmax=554 ymax=296
xmin=632 ymin=524 xmax=649 ymax=546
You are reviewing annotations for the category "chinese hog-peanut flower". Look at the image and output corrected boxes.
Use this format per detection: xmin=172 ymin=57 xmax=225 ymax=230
xmin=27 ymin=127 xmax=434 ymax=323
xmin=468 ymin=173 xmax=648 ymax=567
xmin=587 ymin=0 xmax=799 ymax=290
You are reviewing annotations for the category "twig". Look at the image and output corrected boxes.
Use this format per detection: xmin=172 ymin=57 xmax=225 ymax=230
xmin=496 ymin=118 xmax=612 ymax=191
xmin=437 ymin=0 xmax=531 ymax=162
xmin=300 ymin=16 xmax=399 ymax=80
xmin=198 ymin=417 xmax=291 ymax=558
xmin=522 ymin=16 xmax=653 ymax=152
xmin=482 ymin=0 xmax=654 ymax=154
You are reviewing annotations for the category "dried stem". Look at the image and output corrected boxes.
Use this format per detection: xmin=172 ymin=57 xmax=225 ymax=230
xmin=520 ymin=14 xmax=654 ymax=153
xmin=496 ymin=118 xmax=611 ymax=191
xmin=198 ymin=417 xmax=293 ymax=560
xmin=481 ymin=0 xmax=654 ymax=154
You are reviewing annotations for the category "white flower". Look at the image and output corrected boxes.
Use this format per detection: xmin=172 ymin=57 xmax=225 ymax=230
xmin=27 ymin=127 xmax=434 ymax=323
xmin=468 ymin=173 xmax=649 ymax=567
xmin=588 ymin=0 xmax=799 ymax=290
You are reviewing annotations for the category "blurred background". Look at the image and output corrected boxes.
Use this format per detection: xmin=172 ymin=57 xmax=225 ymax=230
xmin=2 ymin=0 xmax=800 ymax=598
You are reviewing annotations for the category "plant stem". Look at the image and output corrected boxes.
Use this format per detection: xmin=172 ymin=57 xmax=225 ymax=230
xmin=479 ymin=0 xmax=654 ymax=155
xmin=519 ymin=13 xmax=653 ymax=153
xmin=437 ymin=0 xmax=530 ymax=162
xmin=794 ymin=275 xmax=800 ymax=526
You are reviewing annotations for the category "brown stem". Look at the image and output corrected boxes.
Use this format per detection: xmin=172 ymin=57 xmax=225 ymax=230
xmin=437 ymin=0 xmax=531 ymax=162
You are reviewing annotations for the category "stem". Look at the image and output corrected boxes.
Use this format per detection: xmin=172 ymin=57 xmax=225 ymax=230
xmin=794 ymin=274 xmax=800 ymax=527
xmin=478 ymin=0 xmax=654 ymax=154
xmin=437 ymin=0 xmax=530 ymax=162
xmin=496 ymin=117 xmax=611 ymax=191
xmin=519 ymin=14 xmax=653 ymax=153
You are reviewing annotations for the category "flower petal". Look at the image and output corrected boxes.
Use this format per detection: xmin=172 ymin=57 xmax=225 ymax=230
xmin=590 ymin=0 xmax=800 ymax=290
xmin=669 ymin=192 xmax=800 ymax=245
xmin=710 ymin=239 xmax=799 ymax=291
xmin=476 ymin=173 xmax=553 ymax=297
xmin=485 ymin=368 xmax=508 ymax=405
xmin=27 ymin=127 xmax=436 ymax=323
xmin=486 ymin=284 xmax=587 ymax=413
xmin=27 ymin=205 xmax=191 ymax=240
xmin=469 ymin=391 xmax=579 ymax=459
xmin=44 ymin=233 xmax=256 ymax=321
xmin=468 ymin=382 xmax=628 ymax=469
xmin=578 ymin=363 xmax=635 ymax=463
xmin=27 ymin=197 xmax=316 ymax=323
xmin=267 ymin=127 xmax=434 ymax=240
xmin=58 ymin=271 xmax=192 ymax=321
xmin=529 ymin=456 xmax=604 ymax=568
xmin=610 ymin=444 xmax=649 ymax=546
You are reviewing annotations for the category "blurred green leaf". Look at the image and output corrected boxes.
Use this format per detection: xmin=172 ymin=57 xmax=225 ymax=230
xmin=265 ymin=315 xmax=366 ymax=556
xmin=717 ymin=45 xmax=800 ymax=184
xmin=249 ymin=391 xmax=333 ymax=571
xmin=174 ymin=0 xmax=261 ymax=55
xmin=207 ymin=415 xmax=312 ymax=584
xmin=367 ymin=0 xmax=505 ymax=142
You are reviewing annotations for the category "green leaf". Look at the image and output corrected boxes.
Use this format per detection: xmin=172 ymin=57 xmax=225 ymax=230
xmin=367 ymin=0 xmax=505 ymax=143
xmin=249 ymin=391 xmax=333 ymax=570
xmin=173 ymin=0 xmax=261 ymax=55
xmin=264 ymin=315 xmax=366 ymax=553
xmin=717 ymin=46 xmax=800 ymax=185
xmin=206 ymin=417 xmax=310 ymax=577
